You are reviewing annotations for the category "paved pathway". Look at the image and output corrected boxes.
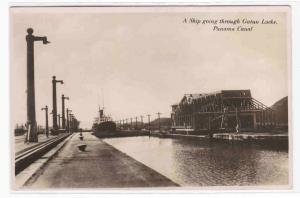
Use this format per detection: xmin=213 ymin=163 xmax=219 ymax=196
xmin=24 ymin=133 xmax=178 ymax=189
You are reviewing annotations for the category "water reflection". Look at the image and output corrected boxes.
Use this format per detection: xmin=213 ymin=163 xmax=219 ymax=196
xmin=103 ymin=137 xmax=288 ymax=186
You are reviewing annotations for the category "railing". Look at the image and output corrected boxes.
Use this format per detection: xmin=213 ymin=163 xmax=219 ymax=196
xmin=15 ymin=133 xmax=70 ymax=175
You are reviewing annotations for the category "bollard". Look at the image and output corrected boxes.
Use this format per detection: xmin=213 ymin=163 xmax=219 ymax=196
xmin=77 ymin=144 xmax=87 ymax=151
xmin=79 ymin=133 xmax=84 ymax=140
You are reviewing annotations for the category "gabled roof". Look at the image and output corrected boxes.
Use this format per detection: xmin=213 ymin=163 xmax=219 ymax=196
xmin=173 ymin=90 xmax=251 ymax=106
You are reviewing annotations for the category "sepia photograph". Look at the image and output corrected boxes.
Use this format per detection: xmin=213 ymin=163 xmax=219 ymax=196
xmin=10 ymin=5 xmax=291 ymax=190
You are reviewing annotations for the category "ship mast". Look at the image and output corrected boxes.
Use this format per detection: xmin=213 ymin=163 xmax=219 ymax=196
xmin=98 ymin=105 xmax=101 ymax=121
xmin=101 ymin=89 xmax=105 ymax=122
xmin=102 ymin=88 xmax=105 ymax=114
xmin=97 ymin=89 xmax=112 ymax=123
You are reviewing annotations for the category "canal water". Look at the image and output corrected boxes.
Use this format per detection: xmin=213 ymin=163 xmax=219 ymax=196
xmin=103 ymin=136 xmax=289 ymax=187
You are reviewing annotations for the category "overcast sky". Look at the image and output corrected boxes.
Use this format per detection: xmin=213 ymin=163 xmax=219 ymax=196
xmin=10 ymin=7 xmax=289 ymax=129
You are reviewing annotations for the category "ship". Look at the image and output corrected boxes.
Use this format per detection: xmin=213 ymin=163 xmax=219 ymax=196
xmin=92 ymin=106 xmax=116 ymax=135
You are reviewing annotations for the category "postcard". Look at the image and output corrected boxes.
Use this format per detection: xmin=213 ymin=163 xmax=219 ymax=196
xmin=10 ymin=5 xmax=291 ymax=190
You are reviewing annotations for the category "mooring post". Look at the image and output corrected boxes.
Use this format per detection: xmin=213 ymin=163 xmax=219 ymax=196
xmin=26 ymin=28 xmax=50 ymax=142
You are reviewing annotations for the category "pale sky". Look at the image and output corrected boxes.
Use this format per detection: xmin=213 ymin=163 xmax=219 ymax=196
xmin=10 ymin=7 xmax=289 ymax=129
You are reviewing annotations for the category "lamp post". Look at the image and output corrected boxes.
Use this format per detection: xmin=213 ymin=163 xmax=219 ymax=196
xmin=67 ymin=109 xmax=72 ymax=133
xmin=41 ymin=105 xmax=49 ymax=138
xmin=52 ymin=76 xmax=63 ymax=131
xmin=69 ymin=114 xmax=73 ymax=132
xmin=26 ymin=28 xmax=49 ymax=142
xmin=70 ymin=114 xmax=74 ymax=132
xmin=61 ymin=94 xmax=69 ymax=129
xmin=57 ymin=114 xmax=61 ymax=129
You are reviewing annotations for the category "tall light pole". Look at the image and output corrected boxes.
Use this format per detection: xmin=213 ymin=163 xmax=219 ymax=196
xmin=41 ymin=105 xmax=49 ymax=138
xmin=70 ymin=114 xmax=74 ymax=131
xmin=61 ymin=94 xmax=69 ymax=129
xmin=52 ymin=76 xmax=63 ymax=131
xmin=69 ymin=114 xmax=73 ymax=132
xmin=69 ymin=113 xmax=73 ymax=132
xmin=26 ymin=28 xmax=49 ymax=142
xmin=67 ymin=108 xmax=72 ymax=133
xmin=57 ymin=114 xmax=61 ymax=129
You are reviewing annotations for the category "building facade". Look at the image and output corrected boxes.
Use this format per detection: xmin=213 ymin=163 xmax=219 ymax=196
xmin=171 ymin=90 xmax=277 ymax=132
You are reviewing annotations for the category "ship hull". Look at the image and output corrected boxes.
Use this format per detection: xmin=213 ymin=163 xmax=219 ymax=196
xmin=93 ymin=121 xmax=116 ymax=134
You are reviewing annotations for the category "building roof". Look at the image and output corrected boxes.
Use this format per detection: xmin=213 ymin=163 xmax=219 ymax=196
xmin=172 ymin=90 xmax=252 ymax=106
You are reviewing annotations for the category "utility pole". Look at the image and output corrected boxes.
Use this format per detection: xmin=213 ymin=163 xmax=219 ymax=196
xmin=140 ymin=115 xmax=144 ymax=129
xmin=67 ymin=109 xmax=72 ymax=133
xmin=61 ymin=94 xmax=69 ymax=129
xmin=52 ymin=76 xmax=63 ymax=131
xmin=130 ymin=118 xmax=133 ymax=129
xmin=147 ymin=114 xmax=151 ymax=131
xmin=157 ymin=112 xmax=161 ymax=132
xmin=69 ymin=114 xmax=74 ymax=132
xmin=41 ymin=105 xmax=49 ymax=138
xmin=26 ymin=28 xmax=49 ymax=142
xmin=69 ymin=111 xmax=73 ymax=132
xmin=70 ymin=114 xmax=76 ymax=131
xmin=57 ymin=114 xmax=61 ymax=129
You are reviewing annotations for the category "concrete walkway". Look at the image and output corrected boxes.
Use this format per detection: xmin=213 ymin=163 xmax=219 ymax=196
xmin=24 ymin=133 xmax=178 ymax=189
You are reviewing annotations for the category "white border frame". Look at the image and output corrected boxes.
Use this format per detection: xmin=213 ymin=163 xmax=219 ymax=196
xmin=2 ymin=0 xmax=300 ymax=197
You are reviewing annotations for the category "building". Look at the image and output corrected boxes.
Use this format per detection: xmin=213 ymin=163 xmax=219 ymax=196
xmin=171 ymin=90 xmax=277 ymax=132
